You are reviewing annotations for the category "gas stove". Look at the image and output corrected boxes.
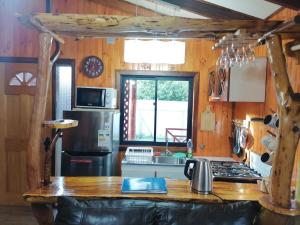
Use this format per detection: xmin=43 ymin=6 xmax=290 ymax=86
xmin=211 ymin=161 xmax=262 ymax=183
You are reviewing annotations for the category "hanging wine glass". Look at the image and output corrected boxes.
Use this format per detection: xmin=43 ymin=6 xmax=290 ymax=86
xmin=235 ymin=48 xmax=242 ymax=66
xmin=229 ymin=42 xmax=236 ymax=67
xmin=241 ymin=45 xmax=248 ymax=66
xmin=217 ymin=48 xmax=227 ymax=69
xmin=246 ymin=44 xmax=255 ymax=63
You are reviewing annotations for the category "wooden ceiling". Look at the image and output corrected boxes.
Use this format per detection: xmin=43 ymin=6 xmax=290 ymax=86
xmin=265 ymin=0 xmax=300 ymax=11
xmin=118 ymin=0 xmax=282 ymax=20
xmin=158 ymin=0 xmax=257 ymax=20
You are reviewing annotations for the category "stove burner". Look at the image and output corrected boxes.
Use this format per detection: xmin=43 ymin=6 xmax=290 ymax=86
xmin=211 ymin=161 xmax=261 ymax=183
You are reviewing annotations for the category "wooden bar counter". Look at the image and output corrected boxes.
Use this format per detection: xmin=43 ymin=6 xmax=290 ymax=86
xmin=23 ymin=176 xmax=264 ymax=204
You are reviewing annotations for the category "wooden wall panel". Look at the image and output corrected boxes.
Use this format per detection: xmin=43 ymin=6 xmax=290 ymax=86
xmin=0 ymin=0 xmax=44 ymax=57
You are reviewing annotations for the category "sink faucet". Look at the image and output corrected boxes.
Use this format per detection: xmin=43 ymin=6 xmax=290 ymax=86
xmin=165 ymin=136 xmax=172 ymax=156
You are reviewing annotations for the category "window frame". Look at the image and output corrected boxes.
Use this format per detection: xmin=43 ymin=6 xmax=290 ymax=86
xmin=117 ymin=70 xmax=197 ymax=147
xmin=51 ymin=59 xmax=76 ymax=120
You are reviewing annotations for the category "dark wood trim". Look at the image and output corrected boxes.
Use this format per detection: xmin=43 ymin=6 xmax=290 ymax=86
xmin=160 ymin=0 xmax=260 ymax=20
xmin=0 ymin=56 xmax=38 ymax=64
xmin=265 ymin=0 xmax=300 ymax=10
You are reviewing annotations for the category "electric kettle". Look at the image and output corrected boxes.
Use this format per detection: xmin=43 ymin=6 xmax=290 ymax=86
xmin=184 ymin=158 xmax=213 ymax=194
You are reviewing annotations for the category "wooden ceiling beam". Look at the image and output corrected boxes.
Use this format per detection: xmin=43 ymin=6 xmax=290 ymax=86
xmin=265 ymin=0 xmax=300 ymax=10
xmin=88 ymin=0 xmax=158 ymax=16
xmin=159 ymin=0 xmax=259 ymax=20
xmin=17 ymin=13 xmax=282 ymax=39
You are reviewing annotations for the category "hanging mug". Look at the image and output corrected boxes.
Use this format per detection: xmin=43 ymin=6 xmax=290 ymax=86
xmin=261 ymin=151 xmax=274 ymax=166
xmin=261 ymin=135 xmax=277 ymax=152
xmin=263 ymin=114 xmax=279 ymax=128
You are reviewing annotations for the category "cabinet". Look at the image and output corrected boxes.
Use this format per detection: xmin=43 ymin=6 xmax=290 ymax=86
xmin=229 ymin=57 xmax=267 ymax=102
xmin=121 ymin=164 xmax=187 ymax=180
xmin=208 ymin=57 xmax=267 ymax=102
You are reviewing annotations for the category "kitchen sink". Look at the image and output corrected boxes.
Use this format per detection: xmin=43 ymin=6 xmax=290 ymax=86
xmin=153 ymin=156 xmax=186 ymax=165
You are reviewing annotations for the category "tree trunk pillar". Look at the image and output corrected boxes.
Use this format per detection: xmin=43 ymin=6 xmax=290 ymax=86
xmin=266 ymin=34 xmax=300 ymax=209
xmin=27 ymin=33 xmax=53 ymax=190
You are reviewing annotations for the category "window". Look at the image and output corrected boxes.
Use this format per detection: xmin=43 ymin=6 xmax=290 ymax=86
xmin=119 ymin=72 xmax=194 ymax=147
xmin=52 ymin=59 xmax=75 ymax=176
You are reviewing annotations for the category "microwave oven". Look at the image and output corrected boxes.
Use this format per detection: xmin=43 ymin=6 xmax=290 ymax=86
xmin=75 ymin=86 xmax=117 ymax=109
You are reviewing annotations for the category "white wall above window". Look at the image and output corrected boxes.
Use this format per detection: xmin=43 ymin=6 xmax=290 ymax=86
xmin=124 ymin=40 xmax=186 ymax=64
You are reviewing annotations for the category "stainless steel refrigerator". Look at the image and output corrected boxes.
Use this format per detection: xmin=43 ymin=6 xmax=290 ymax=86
xmin=61 ymin=109 xmax=120 ymax=176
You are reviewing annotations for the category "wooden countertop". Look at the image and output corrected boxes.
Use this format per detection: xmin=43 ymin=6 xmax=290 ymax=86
xmin=23 ymin=177 xmax=265 ymax=204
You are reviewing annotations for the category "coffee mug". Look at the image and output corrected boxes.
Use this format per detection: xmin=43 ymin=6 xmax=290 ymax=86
xmin=261 ymin=135 xmax=277 ymax=152
xmin=261 ymin=151 xmax=274 ymax=165
xmin=264 ymin=114 xmax=279 ymax=128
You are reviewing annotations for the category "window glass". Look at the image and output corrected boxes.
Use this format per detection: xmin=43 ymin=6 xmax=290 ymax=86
xmin=156 ymin=80 xmax=189 ymax=143
xmin=122 ymin=79 xmax=155 ymax=142
xmin=120 ymin=74 xmax=193 ymax=147
xmin=53 ymin=62 xmax=74 ymax=176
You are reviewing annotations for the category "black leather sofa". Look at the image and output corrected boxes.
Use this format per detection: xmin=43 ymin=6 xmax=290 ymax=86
xmin=55 ymin=197 xmax=260 ymax=225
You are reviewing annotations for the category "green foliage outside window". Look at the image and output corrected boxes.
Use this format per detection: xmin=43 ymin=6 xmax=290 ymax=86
xmin=136 ymin=80 xmax=188 ymax=101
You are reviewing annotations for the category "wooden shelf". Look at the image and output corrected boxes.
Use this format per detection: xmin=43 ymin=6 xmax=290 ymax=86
xmin=43 ymin=119 xmax=78 ymax=129
xmin=259 ymin=195 xmax=300 ymax=216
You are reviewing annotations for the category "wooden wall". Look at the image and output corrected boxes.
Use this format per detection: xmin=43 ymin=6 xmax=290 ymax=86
xmin=0 ymin=0 xmax=45 ymax=205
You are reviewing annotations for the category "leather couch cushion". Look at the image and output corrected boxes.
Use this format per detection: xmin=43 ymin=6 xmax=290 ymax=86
xmin=55 ymin=197 xmax=260 ymax=225
xmin=156 ymin=201 xmax=260 ymax=225
xmin=55 ymin=197 xmax=156 ymax=225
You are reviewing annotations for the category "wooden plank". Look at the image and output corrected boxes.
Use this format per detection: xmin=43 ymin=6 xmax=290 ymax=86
xmin=23 ymin=177 xmax=264 ymax=204
xmin=27 ymin=33 xmax=53 ymax=191
xmin=17 ymin=13 xmax=281 ymax=39
xmin=160 ymin=0 xmax=259 ymax=20
xmin=265 ymin=0 xmax=300 ymax=10
xmin=17 ymin=13 xmax=64 ymax=44
xmin=43 ymin=119 xmax=78 ymax=129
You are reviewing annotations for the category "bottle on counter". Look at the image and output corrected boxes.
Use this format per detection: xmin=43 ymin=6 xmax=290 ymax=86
xmin=187 ymin=139 xmax=193 ymax=158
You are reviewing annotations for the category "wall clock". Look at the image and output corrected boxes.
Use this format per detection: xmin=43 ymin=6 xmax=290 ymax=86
xmin=82 ymin=56 xmax=104 ymax=78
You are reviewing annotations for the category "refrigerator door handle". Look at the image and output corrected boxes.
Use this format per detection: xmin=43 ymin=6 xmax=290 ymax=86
xmin=70 ymin=159 xmax=93 ymax=164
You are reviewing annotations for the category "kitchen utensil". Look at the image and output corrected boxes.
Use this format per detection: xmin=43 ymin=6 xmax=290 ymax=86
xmin=261 ymin=151 xmax=274 ymax=166
xmin=261 ymin=135 xmax=277 ymax=152
xmin=184 ymin=158 xmax=213 ymax=194
xmin=233 ymin=126 xmax=242 ymax=155
xmin=263 ymin=113 xmax=279 ymax=128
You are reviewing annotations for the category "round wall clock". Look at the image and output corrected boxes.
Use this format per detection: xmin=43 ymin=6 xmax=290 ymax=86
xmin=82 ymin=56 xmax=104 ymax=78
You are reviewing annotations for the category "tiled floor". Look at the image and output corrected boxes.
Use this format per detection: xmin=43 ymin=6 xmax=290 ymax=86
xmin=0 ymin=205 xmax=38 ymax=225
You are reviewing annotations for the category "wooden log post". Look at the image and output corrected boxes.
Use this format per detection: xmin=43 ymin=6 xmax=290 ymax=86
xmin=266 ymin=34 xmax=300 ymax=209
xmin=31 ymin=204 xmax=55 ymax=225
xmin=27 ymin=33 xmax=53 ymax=190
